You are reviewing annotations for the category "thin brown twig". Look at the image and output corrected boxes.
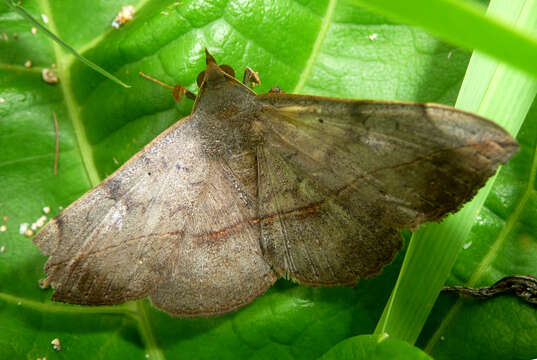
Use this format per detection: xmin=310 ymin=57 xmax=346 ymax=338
xmin=53 ymin=112 xmax=59 ymax=175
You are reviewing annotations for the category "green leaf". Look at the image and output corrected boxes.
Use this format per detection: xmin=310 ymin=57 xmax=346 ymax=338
xmin=319 ymin=334 xmax=432 ymax=360
xmin=0 ymin=1 xmax=534 ymax=359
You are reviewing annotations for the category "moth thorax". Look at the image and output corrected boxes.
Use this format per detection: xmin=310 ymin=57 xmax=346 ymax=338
xmin=195 ymin=109 xmax=260 ymax=159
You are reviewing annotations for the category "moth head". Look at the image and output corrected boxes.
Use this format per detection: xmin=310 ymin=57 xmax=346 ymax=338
xmin=196 ymin=49 xmax=236 ymax=88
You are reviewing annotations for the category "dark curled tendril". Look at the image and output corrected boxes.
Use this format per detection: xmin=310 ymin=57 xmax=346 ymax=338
xmin=442 ymin=275 xmax=537 ymax=305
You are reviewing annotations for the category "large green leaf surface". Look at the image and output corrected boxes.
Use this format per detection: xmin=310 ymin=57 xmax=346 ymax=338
xmin=0 ymin=0 xmax=535 ymax=359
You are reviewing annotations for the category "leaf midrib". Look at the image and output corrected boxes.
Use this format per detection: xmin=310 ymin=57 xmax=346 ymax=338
xmin=33 ymin=1 xmax=165 ymax=359
xmin=36 ymin=0 xmax=100 ymax=186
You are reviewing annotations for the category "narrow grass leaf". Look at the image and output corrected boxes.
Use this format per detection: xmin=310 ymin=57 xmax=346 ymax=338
xmin=347 ymin=0 xmax=537 ymax=79
xmin=375 ymin=0 xmax=537 ymax=344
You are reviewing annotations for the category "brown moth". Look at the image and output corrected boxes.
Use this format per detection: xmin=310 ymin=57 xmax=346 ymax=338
xmin=33 ymin=50 xmax=519 ymax=317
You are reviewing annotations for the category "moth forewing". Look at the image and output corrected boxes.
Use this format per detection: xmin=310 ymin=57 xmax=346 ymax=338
xmin=253 ymin=93 xmax=517 ymax=284
xmin=34 ymin=60 xmax=276 ymax=316
xmin=256 ymin=93 xmax=518 ymax=228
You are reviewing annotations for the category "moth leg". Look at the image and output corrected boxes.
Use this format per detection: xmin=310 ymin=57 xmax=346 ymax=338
xmin=172 ymin=85 xmax=197 ymax=101
xmin=243 ymin=66 xmax=261 ymax=88
xmin=139 ymin=72 xmax=197 ymax=101
xmin=269 ymin=85 xmax=284 ymax=93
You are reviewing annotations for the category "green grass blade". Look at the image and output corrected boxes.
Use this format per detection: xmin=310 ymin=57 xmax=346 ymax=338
xmin=5 ymin=0 xmax=131 ymax=88
xmin=374 ymin=0 xmax=537 ymax=343
xmin=347 ymin=0 xmax=537 ymax=79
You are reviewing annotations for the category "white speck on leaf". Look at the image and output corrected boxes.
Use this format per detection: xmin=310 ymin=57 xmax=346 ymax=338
xmin=51 ymin=338 xmax=61 ymax=351
xmin=19 ymin=223 xmax=29 ymax=234
xmin=112 ymin=5 xmax=135 ymax=28
xmin=42 ymin=69 xmax=59 ymax=84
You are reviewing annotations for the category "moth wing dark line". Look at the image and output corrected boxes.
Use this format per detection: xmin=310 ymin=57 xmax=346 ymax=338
xmin=254 ymin=93 xmax=518 ymax=285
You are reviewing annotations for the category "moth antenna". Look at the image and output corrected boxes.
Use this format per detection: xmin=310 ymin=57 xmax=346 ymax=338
xmin=219 ymin=64 xmax=235 ymax=78
xmin=139 ymin=71 xmax=174 ymax=90
xmin=139 ymin=72 xmax=196 ymax=101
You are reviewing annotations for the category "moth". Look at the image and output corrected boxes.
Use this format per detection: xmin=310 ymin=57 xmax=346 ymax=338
xmin=34 ymin=50 xmax=519 ymax=317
